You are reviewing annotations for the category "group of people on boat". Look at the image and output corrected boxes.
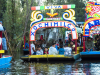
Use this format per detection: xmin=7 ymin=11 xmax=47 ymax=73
xmin=85 ymin=35 xmax=100 ymax=52
xmin=94 ymin=35 xmax=100 ymax=51
xmin=25 ymin=39 xmax=76 ymax=56
xmin=24 ymin=34 xmax=100 ymax=56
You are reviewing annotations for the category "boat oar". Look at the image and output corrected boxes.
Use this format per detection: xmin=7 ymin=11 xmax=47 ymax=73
xmin=4 ymin=32 xmax=14 ymax=61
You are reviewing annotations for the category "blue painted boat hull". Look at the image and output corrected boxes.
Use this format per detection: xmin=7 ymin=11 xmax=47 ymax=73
xmin=80 ymin=51 xmax=100 ymax=60
xmin=73 ymin=54 xmax=80 ymax=60
xmin=0 ymin=56 xmax=12 ymax=66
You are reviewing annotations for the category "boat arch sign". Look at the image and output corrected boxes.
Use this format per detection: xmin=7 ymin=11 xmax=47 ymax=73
xmin=83 ymin=18 xmax=100 ymax=37
xmin=30 ymin=21 xmax=78 ymax=41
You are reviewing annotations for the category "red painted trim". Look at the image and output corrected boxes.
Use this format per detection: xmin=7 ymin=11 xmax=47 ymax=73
xmin=81 ymin=34 xmax=82 ymax=45
xmin=83 ymin=37 xmax=85 ymax=52
xmin=24 ymin=36 xmax=25 ymax=49
xmin=30 ymin=21 xmax=78 ymax=41
xmin=0 ymin=31 xmax=2 ymax=58
xmin=63 ymin=5 xmax=67 ymax=9
xmin=75 ymin=40 xmax=77 ymax=54
xmin=31 ymin=7 xmax=36 ymax=10
xmin=29 ymin=34 xmax=31 ymax=55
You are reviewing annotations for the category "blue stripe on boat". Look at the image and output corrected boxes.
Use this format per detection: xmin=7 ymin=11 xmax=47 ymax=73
xmin=80 ymin=51 xmax=100 ymax=55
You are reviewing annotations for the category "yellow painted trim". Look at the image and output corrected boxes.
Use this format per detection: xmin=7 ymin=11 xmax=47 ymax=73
xmin=21 ymin=55 xmax=78 ymax=59
xmin=0 ymin=50 xmax=5 ymax=53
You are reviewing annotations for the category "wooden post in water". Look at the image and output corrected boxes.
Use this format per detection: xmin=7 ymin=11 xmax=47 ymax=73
xmin=0 ymin=31 xmax=2 ymax=58
xmin=75 ymin=40 xmax=77 ymax=54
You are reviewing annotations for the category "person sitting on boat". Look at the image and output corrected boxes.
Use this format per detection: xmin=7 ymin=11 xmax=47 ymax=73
xmin=42 ymin=39 xmax=46 ymax=50
xmin=64 ymin=44 xmax=72 ymax=56
xmin=2 ymin=25 xmax=8 ymax=55
xmin=25 ymin=40 xmax=29 ymax=49
xmin=95 ymin=40 xmax=100 ymax=51
xmin=36 ymin=46 xmax=43 ymax=55
xmin=59 ymin=39 xmax=63 ymax=47
xmin=31 ymin=41 xmax=36 ymax=55
xmin=70 ymin=41 xmax=75 ymax=51
xmin=58 ymin=45 xmax=65 ymax=55
xmin=44 ymin=47 xmax=49 ymax=54
xmin=85 ymin=37 xmax=94 ymax=52
xmin=49 ymin=43 xmax=58 ymax=55
xmin=55 ymin=41 xmax=59 ymax=51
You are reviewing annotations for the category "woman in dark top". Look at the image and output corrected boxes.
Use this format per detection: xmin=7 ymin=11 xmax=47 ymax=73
xmin=44 ymin=47 xmax=49 ymax=54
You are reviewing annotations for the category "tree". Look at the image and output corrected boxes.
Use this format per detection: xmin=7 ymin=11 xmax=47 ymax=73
xmin=67 ymin=0 xmax=85 ymax=22
xmin=3 ymin=0 xmax=36 ymax=51
xmin=0 ymin=0 xmax=6 ymax=21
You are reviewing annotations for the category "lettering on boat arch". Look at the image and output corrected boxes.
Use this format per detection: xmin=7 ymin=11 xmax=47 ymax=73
xmin=30 ymin=21 xmax=78 ymax=41
xmin=83 ymin=18 xmax=100 ymax=37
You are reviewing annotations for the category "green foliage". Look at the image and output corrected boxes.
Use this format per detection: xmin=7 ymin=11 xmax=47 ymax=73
xmin=0 ymin=0 xmax=6 ymax=20
xmin=67 ymin=0 xmax=85 ymax=22
xmin=2 ymin=0 xmax=37 ymax=50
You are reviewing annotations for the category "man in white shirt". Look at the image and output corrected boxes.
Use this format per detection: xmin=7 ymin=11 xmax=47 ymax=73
xmin=49 ymin=43 xmax=58 ymax=55
xmin=64 ymin=44 xmax=72 ymax=56
xmin=36 ymin=46 xmax=43 ymax=55
xmin=31 ymin=41 xmax=36 ymax=55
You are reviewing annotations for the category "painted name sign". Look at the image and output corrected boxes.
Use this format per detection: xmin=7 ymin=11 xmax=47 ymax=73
xmin=45 ymin=5 xmax=62 ymax=9
xmin=83 ymin=18 xmax=100 ymax=36
xmin=43 ymin=18 xmax=63 ymax=21
xmin=31 ymin=5 xmax=75 ymax=10
xmin=30 ymin=21 xmax=78 ymax=41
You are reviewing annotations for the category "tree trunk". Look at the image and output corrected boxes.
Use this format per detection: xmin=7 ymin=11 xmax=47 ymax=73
xmin=16 ymin=0 xmax=34 ymax=49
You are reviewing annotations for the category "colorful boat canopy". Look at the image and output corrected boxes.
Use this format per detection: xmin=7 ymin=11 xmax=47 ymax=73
xmin=85 ymin=2 xmax=100 ymax=21
xmin=31 ymin=4 xmax=75 ymax=10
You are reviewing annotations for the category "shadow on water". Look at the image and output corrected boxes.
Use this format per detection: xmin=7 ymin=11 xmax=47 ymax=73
xmin=1 ymin=51 xmax=100 ymax=75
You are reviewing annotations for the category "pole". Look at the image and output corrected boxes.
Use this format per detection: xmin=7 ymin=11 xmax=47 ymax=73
xmin=75 ymin=40 xmax=77 ymax=54
xmin=0 ymin=31 xmax=2 ymax=58
xmin=29 ymin=33 xmax=31 ymax=55
xmin=83 ymin=37 xmax=85 ymax=52
xmin=4 ymin=32 xmax=14 ymax=60
xmin=29 ymin=41 xmax=31 ymax=55
xmin=81 ymin=34 xmax=82 ymax=46
xmin=24 ymin=36 xmax=25 ymax=49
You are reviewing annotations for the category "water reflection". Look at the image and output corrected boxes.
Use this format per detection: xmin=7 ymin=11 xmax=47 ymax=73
xmin=1 ymin=59 xmax=100 ymax=75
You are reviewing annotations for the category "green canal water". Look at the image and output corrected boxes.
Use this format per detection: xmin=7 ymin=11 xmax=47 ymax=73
xmin=1 ymin=51 xmax=100 ymax=75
